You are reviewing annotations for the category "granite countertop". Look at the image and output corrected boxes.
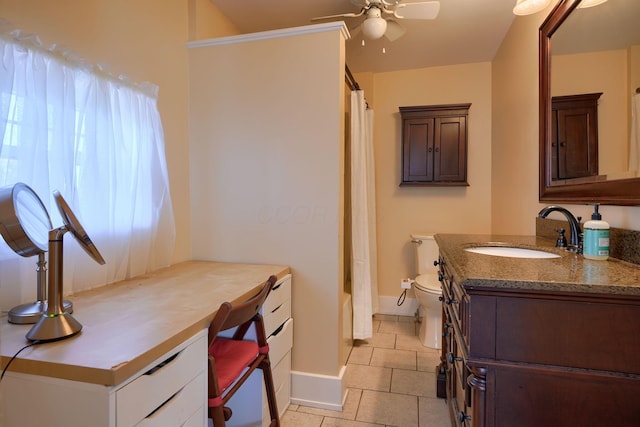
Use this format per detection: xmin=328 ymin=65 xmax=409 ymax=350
xmin=435 ymin=234 xmax=640 ymax=297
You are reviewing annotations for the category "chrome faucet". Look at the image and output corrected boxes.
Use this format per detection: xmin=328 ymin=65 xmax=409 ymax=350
xmin=538 ymin=205 xmax=582 ymax=252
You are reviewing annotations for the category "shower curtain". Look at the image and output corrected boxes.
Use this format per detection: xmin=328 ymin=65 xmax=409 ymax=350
xmin=629 ymin=92 xmax=640 ymax=175
xmin=351 ymin=90 xmax=379 ymax=340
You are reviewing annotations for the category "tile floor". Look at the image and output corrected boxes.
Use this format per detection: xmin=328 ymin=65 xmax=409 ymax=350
xmin=281 ymin=314 xmax=451 ymax=427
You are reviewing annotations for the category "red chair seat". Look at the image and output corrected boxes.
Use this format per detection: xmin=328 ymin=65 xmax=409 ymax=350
xmin=209 ymin=338 xmax=259 ymax=393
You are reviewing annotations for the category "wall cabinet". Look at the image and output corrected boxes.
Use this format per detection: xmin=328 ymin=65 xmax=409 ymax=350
xmin=551 ymin=93 xmax=601 ymax=181
xmin=399 ymin=104 xmax=470 ymax=186
xmin=437 ymin=253 xmax=640 ymax=427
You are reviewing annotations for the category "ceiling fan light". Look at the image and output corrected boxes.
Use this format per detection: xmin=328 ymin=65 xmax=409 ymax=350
xmin=362 ymin=16 xmax=387 ymax=40
xmin=577 ymin=0 xmax=607 ymax=8
xmin=513 ymin=0 xmax=552 ymax=16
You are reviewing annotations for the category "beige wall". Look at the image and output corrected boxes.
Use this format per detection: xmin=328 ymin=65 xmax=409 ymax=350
xmin=369 ymin=63 xmax=493 ymax=299
xmin=188 ymin=26 xmax=348 ymax=380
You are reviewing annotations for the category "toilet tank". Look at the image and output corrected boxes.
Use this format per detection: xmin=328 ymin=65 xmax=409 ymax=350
xmin=411 ymin=234 xmax=440 ymax=275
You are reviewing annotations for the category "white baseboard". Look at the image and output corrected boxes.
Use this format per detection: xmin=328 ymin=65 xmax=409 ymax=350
xmin=376 ymin=295 xmax=420 ymax=317
xmin=290 ymin=365 xmax=347 ymax=411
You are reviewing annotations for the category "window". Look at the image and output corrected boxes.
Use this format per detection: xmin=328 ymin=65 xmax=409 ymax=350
xmin=0 ymin=28 xmax=175 ymax=310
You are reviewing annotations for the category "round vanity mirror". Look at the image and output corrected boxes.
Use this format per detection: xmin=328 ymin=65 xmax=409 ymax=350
xmin=54 ymin=191 xmax=105 ymax=265
xmin=0 ymin=182 xmax=52 ymax=256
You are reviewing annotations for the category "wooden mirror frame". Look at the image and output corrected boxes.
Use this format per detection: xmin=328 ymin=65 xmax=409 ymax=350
xmin=539 ymin=0 xmax=640 ymax=205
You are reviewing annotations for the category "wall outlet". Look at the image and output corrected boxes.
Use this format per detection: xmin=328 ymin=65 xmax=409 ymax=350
xmin=401 ymin=279 xmax=413 ymax=289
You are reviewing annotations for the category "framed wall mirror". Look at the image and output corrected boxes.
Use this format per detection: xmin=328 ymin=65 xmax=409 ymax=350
xmin=539 ymin=0 xmax=640 ymax=205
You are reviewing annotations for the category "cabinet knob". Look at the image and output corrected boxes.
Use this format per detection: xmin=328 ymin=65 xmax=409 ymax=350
xmin=458 ymin=411 xmax=471 ymax=422
xmin=438 ymin=273 xmax=444 ymax=282
xmin=433 ymin=259 xmax=440 ymax=266
xmin=445 ymin=297 xmax=457 ymax=305
xmin=447 ymin=352 xmax=463 ymax=364
xmin=438 ymin=295 xmax=444 ymax=302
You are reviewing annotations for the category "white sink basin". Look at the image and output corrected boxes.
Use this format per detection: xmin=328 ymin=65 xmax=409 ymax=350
xmin=465 ymin=246 xmax=560 ymax=259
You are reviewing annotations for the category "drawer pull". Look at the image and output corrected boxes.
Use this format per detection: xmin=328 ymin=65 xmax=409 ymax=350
xmin=458 ymin=411 xmax=471 ymax=422
xmin=146 ymin=389 xmax=180 ymax=418
xmin=447 ymin=353 xmax=463 ymax=364
xmin=272 ymin=282 xmax=282 ymax=291
xmin=445 ymin=297 xmax=458 ymax=305
xmin=271 ymin=323 xmax=285 ymax=336
xmin=271 ymin=303 xmax=283 ymax=314
xmin=144 ymin=352 xmax=179 ymax=376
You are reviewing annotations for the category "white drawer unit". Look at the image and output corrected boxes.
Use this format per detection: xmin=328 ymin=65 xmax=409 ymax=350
xmin=1 ymin=330 xmax=208 ymax=427
xmin=226 ymin=274 xmax=293 ymax=427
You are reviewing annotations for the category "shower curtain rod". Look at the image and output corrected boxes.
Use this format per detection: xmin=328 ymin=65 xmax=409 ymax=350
xmin=345 ymin=65 xmax=361 ymax=91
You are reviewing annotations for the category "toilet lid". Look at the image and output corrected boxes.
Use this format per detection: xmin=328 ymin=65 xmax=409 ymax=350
xmin=415 ymin=274 xmax=441 ymax=293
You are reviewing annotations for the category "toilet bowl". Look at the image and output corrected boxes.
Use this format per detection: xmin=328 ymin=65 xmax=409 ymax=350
xmin=411 ymin=234 xmax=442 ymax=349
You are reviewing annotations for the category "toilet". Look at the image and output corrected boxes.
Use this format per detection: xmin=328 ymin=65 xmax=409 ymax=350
xmin=410 ymin=234 xmax=442 ymax=349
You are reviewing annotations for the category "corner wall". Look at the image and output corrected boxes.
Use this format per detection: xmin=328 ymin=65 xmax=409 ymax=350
xmin=188 ymin=24 xmax=349 ymax=409
xmin=366 ymin=63 xmax=493 ymax=305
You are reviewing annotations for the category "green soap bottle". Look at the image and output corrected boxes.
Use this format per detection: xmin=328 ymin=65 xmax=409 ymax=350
xmin=583 ymin=204 xmax=609 ymax=261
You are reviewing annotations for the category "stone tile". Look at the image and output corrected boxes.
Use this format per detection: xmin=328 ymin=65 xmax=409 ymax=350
xmin=378 ymin=319 xmax=417 ymax=336
xmin=370 ymin=348 xmax=417 ymax=370
xmin=321 ymin=417 xmax=384 ymax=427
xmin=416 ymin=349 xmax=442 ymax=373
xmin=356 ymin=390 xmax=419 ymax=427
xmin=344 ymin=364 xmax=391 ymax=392
xmin=281 ymin=409 xmax=323 ymax=427
xmin=297 ymin=388 xmax=362 ymax=420
xmin=391 ymin=369 xmax=437 ymax=398
xmin=396 ymin=333 xmax=432 ymax=352
xmin=348 ymin=346 xmax=373 ymax=365
xmin=418 ymin=396 xmax=450 ymax=427
xmin=354 ymin=332 xmax=396 ymax=349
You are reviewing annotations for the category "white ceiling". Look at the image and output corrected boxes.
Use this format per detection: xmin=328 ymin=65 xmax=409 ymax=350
xmin=209 ymin=0 xmax=518 ymax=73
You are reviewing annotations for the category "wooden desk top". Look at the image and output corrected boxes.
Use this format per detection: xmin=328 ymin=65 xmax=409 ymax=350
xmin=0 ymin=261 xmax=290 ymax=386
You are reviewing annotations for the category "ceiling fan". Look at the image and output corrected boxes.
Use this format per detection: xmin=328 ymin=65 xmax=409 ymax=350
xmin=312 ymin=0 xmax=440 ymax=42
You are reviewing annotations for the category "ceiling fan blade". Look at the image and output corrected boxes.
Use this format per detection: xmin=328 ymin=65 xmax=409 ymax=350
xmin=311 ymin=11 xmax=364 ymax=22
xmin=394 ymin=1 xmax=440 ymax=20
xmin=384 ymin=20 xmax=406 ymax=42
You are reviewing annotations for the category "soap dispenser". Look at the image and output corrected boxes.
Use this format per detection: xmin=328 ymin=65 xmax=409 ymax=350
xmin=583 ymin=204 xmax=609 ymax=260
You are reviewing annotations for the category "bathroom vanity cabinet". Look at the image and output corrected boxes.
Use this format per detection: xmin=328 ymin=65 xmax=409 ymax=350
xmin=0 ymin=261 xmax=290 ymax=427
xmin=399 ymin=104 xmax=470 ymax=186
xmin=436 ymin=234 xmax=640 ymax=427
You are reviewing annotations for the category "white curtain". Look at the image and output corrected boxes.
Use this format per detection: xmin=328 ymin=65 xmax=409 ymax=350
xmin=350 ymin=90 xmax=378 ymax=340
xmin=629 ymin=93 xmax=640 ymax=175
xmin=0 ymin=23 xmax=175 ymax=311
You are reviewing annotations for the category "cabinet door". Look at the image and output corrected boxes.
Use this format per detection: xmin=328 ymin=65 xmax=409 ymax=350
xmin=402 ymin=117 xmax=435 ymax=183
xmin=434 ymin=116 xmax=467 ymax=182
xmin=551 ymin=93 xmax=600 ymax=180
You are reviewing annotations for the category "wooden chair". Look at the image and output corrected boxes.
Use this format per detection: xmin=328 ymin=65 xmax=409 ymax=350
xmin=207 ymin=275 xmax=280 ymax=427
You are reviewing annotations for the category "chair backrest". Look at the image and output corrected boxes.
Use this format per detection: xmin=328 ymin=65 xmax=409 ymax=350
xmin=208 ymin=275 xmax=277 ymax=343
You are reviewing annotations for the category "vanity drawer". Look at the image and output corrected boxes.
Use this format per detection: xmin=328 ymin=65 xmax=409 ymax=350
xmin=268 ymin=318 xmax=293 ymax=366
xmin=264 ymin=274 xmax=291 ymax=314
xmin=116 ymin=332 xmax=207 ymax=426
xmin=264 ymin=298 xmax=291 ymax=338
xmin=136 ymin=372 xmax=205 ymax=427
xmin=262 ymin=351 xmax=292 ymax=424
